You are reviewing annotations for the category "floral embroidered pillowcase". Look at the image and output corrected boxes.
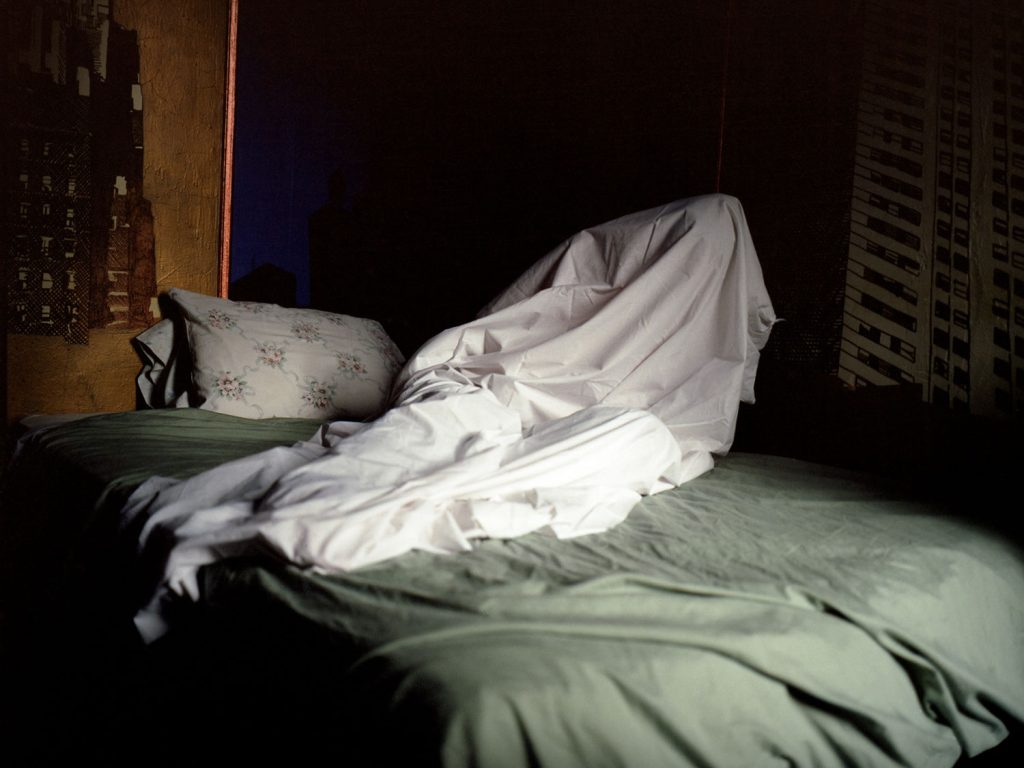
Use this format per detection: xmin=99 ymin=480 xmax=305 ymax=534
xmin=164 ymin=288 xmax=405 ymax=420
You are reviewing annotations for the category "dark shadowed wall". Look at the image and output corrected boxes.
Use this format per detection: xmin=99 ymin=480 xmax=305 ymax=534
xmin=231 ymin=0 xmax=733 ymax=352
xmin=230 ymin=0 xmax=862 ymax=368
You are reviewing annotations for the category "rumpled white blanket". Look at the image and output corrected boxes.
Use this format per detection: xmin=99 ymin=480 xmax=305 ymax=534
xmin=125 ymin=194 xmax=775 ymax=641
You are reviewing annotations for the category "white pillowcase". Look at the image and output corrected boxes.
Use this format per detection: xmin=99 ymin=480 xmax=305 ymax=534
xmin=134 ymin=317 xmax=190 ymax=408
xmin=165 ymin=288 xmax=405 ymax=420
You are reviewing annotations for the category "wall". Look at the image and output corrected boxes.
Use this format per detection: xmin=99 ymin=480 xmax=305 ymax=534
xmin=228 ymin=0 xmax=864 ymax=367
xmin=720 ymin=0 xmax=862 ymax=379
xmin=229 ymin=0 xmax=727 ymax=354
xmin=5 ymin=0 xmax=227 ymax=422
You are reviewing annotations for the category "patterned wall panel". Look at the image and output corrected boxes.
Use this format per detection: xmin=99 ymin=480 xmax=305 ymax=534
xmin=5 ymin=0 xmax=156 ymax=344
xmin=988 ymin=0 xmax=1024 ymax=415
xmin=840 ymin=0 xmax=1023 ymax=418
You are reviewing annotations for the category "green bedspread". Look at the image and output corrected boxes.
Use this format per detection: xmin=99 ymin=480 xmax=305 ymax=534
xmin=200 ymin=455 xmax=1024 ymax=767
xmin=3 ymin=410 xmax=1022 ymax=767
xmin=6 ymin=408 xmax=322 ymax=508
xmin=1 ymin=408 xmax=321 ymax=651
xmin=0 ymin=409 xmax=325 ymax=763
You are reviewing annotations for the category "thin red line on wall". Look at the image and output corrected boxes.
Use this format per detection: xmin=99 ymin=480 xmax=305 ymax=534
xmin=715 ymin=0 xmax=736 ymax=193
xmin=218 ymin=0 xmax=239 ymax=298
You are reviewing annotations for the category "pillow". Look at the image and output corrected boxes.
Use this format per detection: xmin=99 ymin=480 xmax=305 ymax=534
xmin=133 ymin=318 xmax=191 ymax=408
xmin=166 ymin=288 xmax=405 ymax=420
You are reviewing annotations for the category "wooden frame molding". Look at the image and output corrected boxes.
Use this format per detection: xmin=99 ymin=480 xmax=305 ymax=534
xmin=218 ymin=0 xmax=239 ymax=298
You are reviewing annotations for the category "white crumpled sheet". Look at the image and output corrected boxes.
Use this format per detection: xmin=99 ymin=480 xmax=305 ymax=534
xmin=125 ymin=194 xmax=776 ymax=640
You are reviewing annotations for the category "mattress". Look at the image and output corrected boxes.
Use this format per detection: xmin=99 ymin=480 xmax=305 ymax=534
xmin=2 ymin=409 xmax=1021 ymax=766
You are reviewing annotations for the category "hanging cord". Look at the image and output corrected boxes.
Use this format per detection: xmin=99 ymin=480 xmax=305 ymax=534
xmin=715 ymin=0 xmax=737 ymax=193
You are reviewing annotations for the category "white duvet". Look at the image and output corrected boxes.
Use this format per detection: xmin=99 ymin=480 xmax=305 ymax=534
xmin=125 ymin=194 xmax=776 ymax=640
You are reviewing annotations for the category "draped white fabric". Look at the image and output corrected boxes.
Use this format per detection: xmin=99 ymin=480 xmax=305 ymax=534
xmin=126 ymin=194 xmax=776 ymax=641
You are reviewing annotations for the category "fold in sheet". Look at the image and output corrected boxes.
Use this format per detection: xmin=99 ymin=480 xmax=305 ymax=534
xmin=126 ymin=194 xmax=776 ymax=641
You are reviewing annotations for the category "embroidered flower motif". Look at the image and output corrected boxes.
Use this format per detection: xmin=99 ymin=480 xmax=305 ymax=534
xmin=215 ymin=371 xmax=248 ymax=400
xmin=301 ymin=379 xmax=336 ymax=410
xmin=336 ymin=352 xmax=367 ymax=377
xmin=291 ymin=320 xmax=322 ymax=342
xmin=255 ymin=341 xmax=286 ymax=368
xmin=207 ymin=309 xmax=236 ymax=330
xmin=366 ymin=324 xmax=404 ymax=370
xmin=237 ymin=302 xmax=271 ymax=314
xmin=325 ymin=314 xmax=348 ymax=327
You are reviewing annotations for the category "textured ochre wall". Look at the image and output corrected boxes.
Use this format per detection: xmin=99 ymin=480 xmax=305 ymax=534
xmin=6 ymin=0 xmax=227 ymax=421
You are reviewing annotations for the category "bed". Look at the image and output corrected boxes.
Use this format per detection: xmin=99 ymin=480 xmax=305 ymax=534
xmin=2 ymin=196 xmax=1022 ymax=767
